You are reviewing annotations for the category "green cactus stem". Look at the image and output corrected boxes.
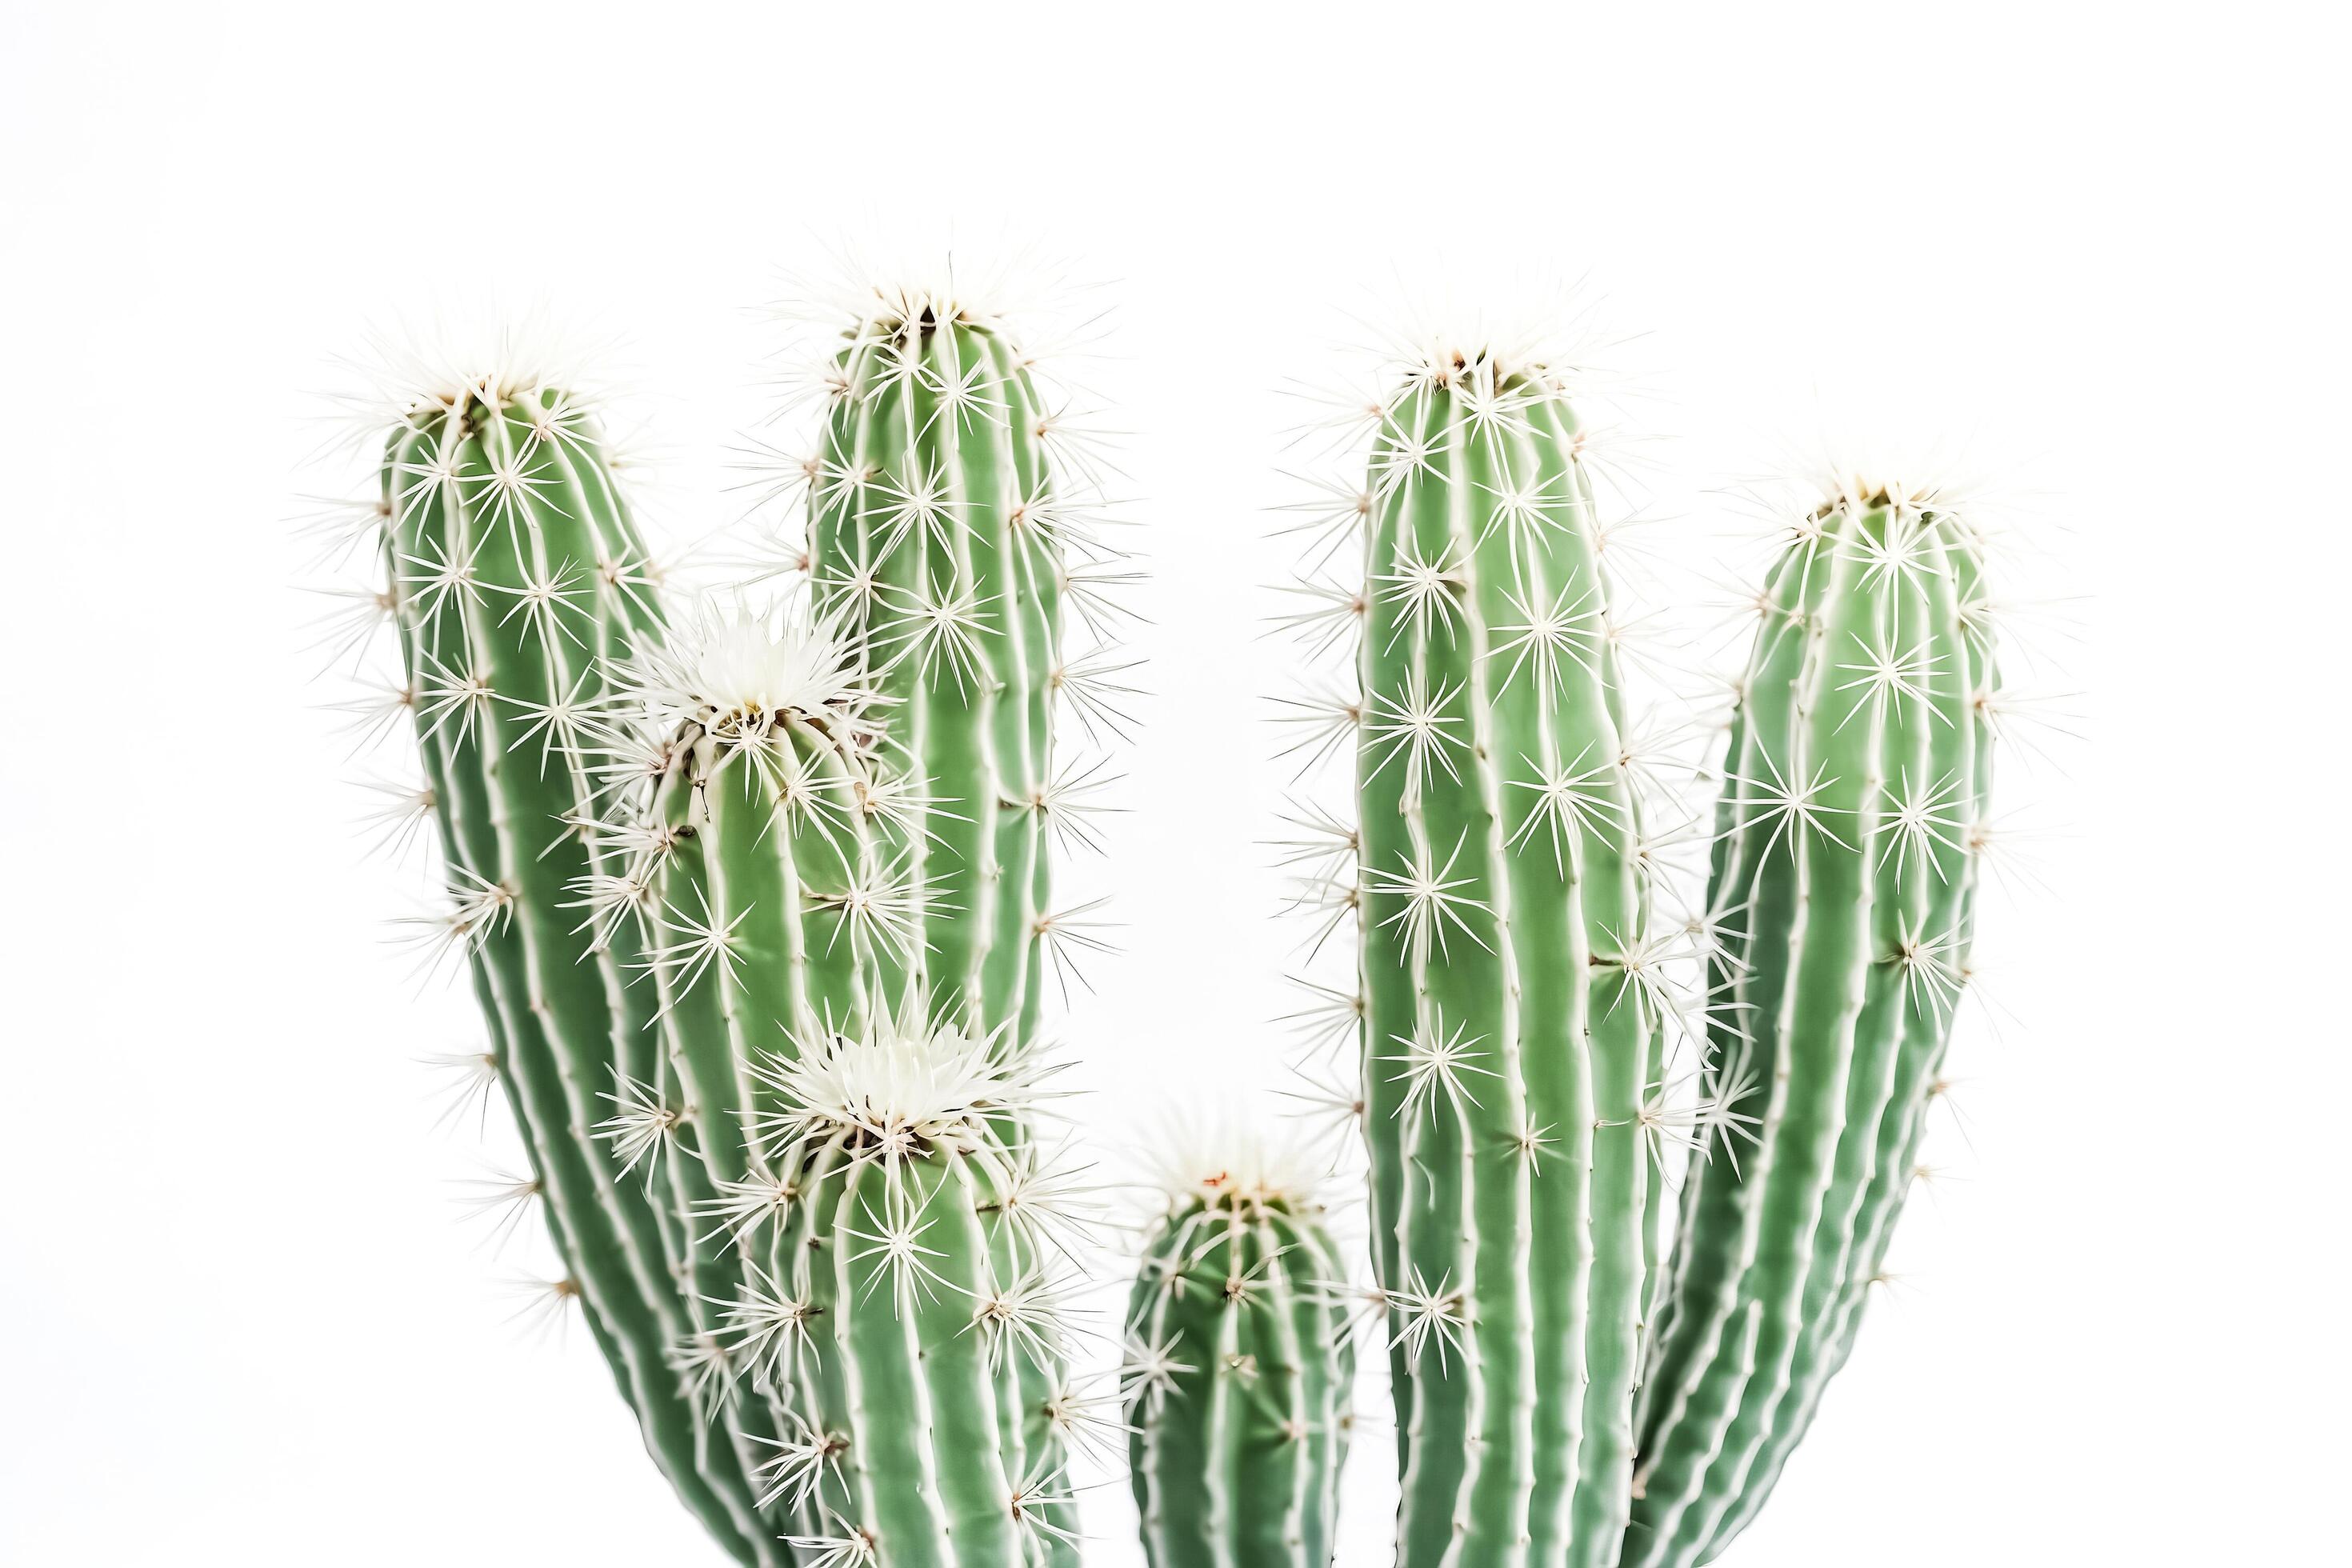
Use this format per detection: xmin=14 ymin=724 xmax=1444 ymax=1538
xmin=1313 ymin=336 xmax=1666 ymax=1568
xmin=744 ymin=1015 xmax=1086 ymax=1568
xmin=371 ymin=367 xmax=789 ymax=1558
xmin=1123 ymin=1130 xmax=1355 ymax=1568
xmin=797 ymin=283 xmax=1125 ymax=1050
xmin=1626 ymin=481 xmax=1994 ymax=1568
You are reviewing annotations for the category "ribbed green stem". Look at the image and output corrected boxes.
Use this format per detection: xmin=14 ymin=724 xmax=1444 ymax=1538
xmin=1626 ymin=494 xmax=1990 ymax=1568
xmin=760 ymin=1130 xmax=1074 ymax=1568
xmin=807 ymin=318 xmax=1061 ymax=1046
xmin=358 ymin=299 xmax=1098 ymax=1568
xmin=1354 ymin=358 xmax=1653 ymax=1568
xmin=380 ymin=387 xmax=774 ymax=1561
xmin=1127 ymin=1194 xmax=1354 ymax=1568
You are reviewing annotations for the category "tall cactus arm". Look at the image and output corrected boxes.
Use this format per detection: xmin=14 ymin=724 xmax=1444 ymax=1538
xmin=1625 ymin=483 xmax=1993 ymax=1568
xmin=797 ymin=285 xmax=1117 ymax=1048
xmin=365 ymin=366 xmax=779 ymax=1560
xmin=1313 ymin=335 xmax=1661 ymax=1568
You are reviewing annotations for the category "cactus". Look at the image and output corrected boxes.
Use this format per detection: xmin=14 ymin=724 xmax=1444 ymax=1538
xmin=365 ymin=361 xmax=803 ymax=1554
xmin=568 ymin=592 xmax=1095 ymax=1568
xmin=743 ymin=1011 xmax=1086 ymax=1566
xmin=327 ymin=293 xmax=2011 ymax=1568
xmin=787 ymin=277 xmax=1126 ymax=1049
xmin=1625 ymin=479 xmax=1994 ymax=1567
xmin=335 ymin=278 xmax=1122 ymax=1566
xmin=1122 ymin=1127 xmax=1355 ymax=1568
xmin=1284 ymin=332 xmax=1675 ymax=1568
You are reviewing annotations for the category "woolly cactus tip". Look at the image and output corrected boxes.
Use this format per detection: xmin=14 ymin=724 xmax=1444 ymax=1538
xmin=1754 ymin=424 xmax=2005 ymax=527
xmin=342 ymin=310 xmax=614 ymax=430
xmin=1140 ymin=1112 xmax=1331 ymax=1218
xmin=849 ymin=274 xmax=1018 ymax=340
xmin=1388 ymin=328 xmax=1574 ymax=392
xmin=758 ymin=1014 xmax=1052 ymax=1162
xmin=1811 ymin=470 xmax=1970 ymax=518
xmin=618 ymin=596 xmax=872 ymax=740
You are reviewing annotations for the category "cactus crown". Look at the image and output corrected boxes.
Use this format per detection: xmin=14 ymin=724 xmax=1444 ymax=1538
xmin=346 ymin=314 xmax=615 ymax=439
xmin=618 ymin=597 xmax=874 ymax=742
xmin=1391 ymin=338 xmax=1571 ymax=398
xmin=844 ymin=279 xmax=1011 ymax=340
xmin=758 ymin=1015 xmax=1048 ymax=1164
xmin=1142 ymin=1120 xmax=1330 ymax=1224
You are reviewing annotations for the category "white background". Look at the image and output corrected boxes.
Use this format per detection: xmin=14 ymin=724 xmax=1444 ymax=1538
xmin=3 ymin=2 xmax=2344 ymax=1564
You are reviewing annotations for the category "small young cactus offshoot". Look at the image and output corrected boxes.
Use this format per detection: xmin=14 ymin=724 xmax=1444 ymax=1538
xmin=1123 ymin=1128 xmax=1354 ymax=1568
xmin=1626 ymin=479 xmax=1995 ymax=1568
xmin=1275 ymin=326 xmax=1675 ymax=1568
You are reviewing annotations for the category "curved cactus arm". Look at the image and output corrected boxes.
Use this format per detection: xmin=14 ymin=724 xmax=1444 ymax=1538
xmin=1697 ymin=516 xmax=1996 ymax=1556
xmin=358 ymin=365 xmax=778 ymax=1561
xmin=1122 ymin=1129 xmax=1355 ymax=1568
xmin=1625 ymin=484 xmax=1993 ymax=1568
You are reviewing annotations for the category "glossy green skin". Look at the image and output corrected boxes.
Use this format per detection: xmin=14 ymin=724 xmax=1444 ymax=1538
xmin=1626 ymin=502 xmax=1990 ymax=1567
xmin=1126 ymin=1195 xmax=1354 ymax=1568
xmin=382 ymin=389 xmax=782 ymax=1562
xmin=807 ymin=316 xmax=1061 ymax=1045
xmin=1354 ymin=366 xmax=1658 ymax=1568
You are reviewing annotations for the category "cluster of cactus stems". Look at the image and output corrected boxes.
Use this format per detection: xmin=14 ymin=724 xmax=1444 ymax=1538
xmin=1260 ymin=328 xmax=2009 ymax=1568
xmin=323 ymin=284 xmax=2014 ymax=1568
xmin=342 ymin=282 xmax=1126 ymax=1567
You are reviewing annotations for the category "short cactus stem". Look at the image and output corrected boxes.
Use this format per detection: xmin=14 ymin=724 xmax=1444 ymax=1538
xmin=1339 ymin=337 xmax=1662 ymax=1568
xmin=748 ymin=1022 xmax=1085 ymax=1568
xmin=1626 ymin=482 xmax=1994 ymax=1568
xmin=1124 ymin=1142 xmax=1354 ymax=1568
